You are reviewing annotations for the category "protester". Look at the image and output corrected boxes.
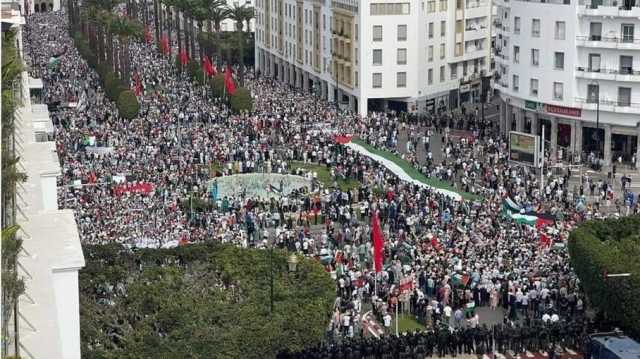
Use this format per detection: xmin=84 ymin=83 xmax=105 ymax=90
xmin=25 ymin=9 xmax=625 ymax=349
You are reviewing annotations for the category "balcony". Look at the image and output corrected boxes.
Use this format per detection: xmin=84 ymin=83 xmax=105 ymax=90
xmin=577 ymin=0 xmax=640 ymax=16
xmin=575 ymin=96 xmax=640 ymax=114
xmin=576 ymin=35 xmax=640 ymax=49
xmin=517 ymin=0 xmax=571 ymax=4
xmin=575 ymin=66 xmax=640 ymax=82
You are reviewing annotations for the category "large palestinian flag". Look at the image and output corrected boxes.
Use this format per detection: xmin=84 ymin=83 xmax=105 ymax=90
xmin=502 ymin=197 xmax=555 ymax=228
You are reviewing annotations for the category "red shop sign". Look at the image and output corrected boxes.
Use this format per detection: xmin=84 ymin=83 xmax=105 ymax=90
xmin=544 ymin=104 xmax=581 ymax=118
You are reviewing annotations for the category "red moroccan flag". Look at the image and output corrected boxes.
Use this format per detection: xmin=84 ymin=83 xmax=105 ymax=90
xmin=133 ymin=72 xmax=142 ymax=97
xmin=224 ymin=65 xmax=236 ymax=95
xmin=161 ymin=35 xmax=170 ymax=55
xmin=202 ymin=56 xmax=214 ymax=76
xmin=371 ymin=211 xmax=384 ymax=273
xmin=144 ymin=26 xmax=152 ymax=44
xmin=179 ymin=49 xmax=189 ymax=66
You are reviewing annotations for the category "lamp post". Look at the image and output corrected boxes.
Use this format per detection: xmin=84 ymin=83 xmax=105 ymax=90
xmin=269 ymin=244 xmax=274 ymax=314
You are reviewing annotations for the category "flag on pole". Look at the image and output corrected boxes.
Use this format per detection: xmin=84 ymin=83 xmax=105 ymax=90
xmin=179 ymin=49 xmax=189 ymax=66
xmin=133 ymin=72 xmax=142 ymax=97
xmin=144 ymin=26 xmax=152 ymax=44
xmin=371 ymin=211 xmax=384 ymax=273
xmin=161 ymin=35 xmax=170 ymax=55
xmin=224 ymin=65 xmax=236 ymax=95
xmin=202 ymin=56 xmax=215 ymax=76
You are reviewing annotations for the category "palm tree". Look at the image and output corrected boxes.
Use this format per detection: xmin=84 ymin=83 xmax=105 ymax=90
xmin=190 ymin=0 xmax=209 ymax=61
xmin=228 ymin=4 xmax=252 ymax=85
xmin=206 ymin=2 xmax=230 ymax=67
xmin=111 ymin=17 xmax=142 ymax=83
xmin=154 ymin=0 xmax=161 ymax=44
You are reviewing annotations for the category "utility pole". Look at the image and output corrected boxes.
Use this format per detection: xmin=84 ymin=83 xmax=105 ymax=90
xmin=540 ymin=124 xmax=545 ymax=192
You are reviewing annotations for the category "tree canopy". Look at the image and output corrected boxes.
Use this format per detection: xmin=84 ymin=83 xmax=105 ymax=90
xmin=80 ymin=243 xmax=334 ymax=358
xmin=568 ymin=216 xmax=640 ymax=339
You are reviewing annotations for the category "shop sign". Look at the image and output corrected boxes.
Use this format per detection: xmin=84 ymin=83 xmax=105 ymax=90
xmin=460 ymin=84 xmax=471 ymax=93
xmin=544 ymin=104 xmax=581 ymax=118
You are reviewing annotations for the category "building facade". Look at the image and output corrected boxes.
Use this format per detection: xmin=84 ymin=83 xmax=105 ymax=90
xmin=494 ymin=0 xmax=640 ymax=168
xmin=2 ymin=1 xmax=85 ymax=358
xmin=254 ymin=0 xmax=493 ymax=115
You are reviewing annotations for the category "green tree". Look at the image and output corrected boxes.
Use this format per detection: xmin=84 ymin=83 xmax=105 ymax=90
xmin=568 ymin=216 xmax=640 ymax=339
xmin=79 ymin=243 xmax=334 ymax=358
xmin=210 ymin=74 xmax=225 ymax=98
xmin=117 ymin=90 xmax=140 ymax=119
xmin=205 ymin=1 xmax=230 ymax=66
xmin=229 ymin=87 xmax=253 ymax=113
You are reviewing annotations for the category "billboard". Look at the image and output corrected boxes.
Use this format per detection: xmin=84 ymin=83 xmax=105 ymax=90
xmin=509 ymin=131 xmax=539 ymax=166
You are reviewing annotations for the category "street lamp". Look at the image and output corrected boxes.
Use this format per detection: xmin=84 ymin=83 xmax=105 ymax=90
xmin=287 ymin=254 xmax=299 ymax=272
xmin=589 ymin=80 xmax=600 ymax=130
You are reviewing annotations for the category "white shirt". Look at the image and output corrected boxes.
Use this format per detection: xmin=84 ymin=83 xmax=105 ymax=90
xmin=542 ymin=313 xmax=551 ymax=323
xmin=444 ymin=306 xmax=452 ymax=317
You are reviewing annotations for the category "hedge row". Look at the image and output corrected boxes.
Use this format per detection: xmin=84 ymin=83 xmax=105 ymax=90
xmin=568 ymin=216 xmax=640 ymax=339
xmin=72 ymin=32 xmax=139 ymax=119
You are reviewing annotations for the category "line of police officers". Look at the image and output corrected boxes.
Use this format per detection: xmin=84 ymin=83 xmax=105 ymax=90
xmin=278 ymin=318 xmax=587 ymax=359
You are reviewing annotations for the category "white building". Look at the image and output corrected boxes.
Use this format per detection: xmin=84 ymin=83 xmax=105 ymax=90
xmin=254 ymin=0 xmax=493 ymax=115
xmin=221 ymin=0 xmax=256 ymax=32
xmin=2 ymin=1 xmax=85 ymax=358
xmin=494 ymin=0 xmax=640 ymax=168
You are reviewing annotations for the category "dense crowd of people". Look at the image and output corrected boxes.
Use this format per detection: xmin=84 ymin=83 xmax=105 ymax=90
xmin=24 ymin=8 xmax=632 ymax=353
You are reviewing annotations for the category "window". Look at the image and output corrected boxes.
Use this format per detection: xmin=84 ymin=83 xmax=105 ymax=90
xmin=620 ymin=55 xmax=633 ymax=74
xmin=463 ymin=61 xmax=468 ymax=76
xmin=397 ymin=48 xmax=407 ymax=64
xmin=618 ymin=87 xmax=631 ymax=106
xmin=530 ymin=78 xmax=539 ymax=96
xmin=428 ymin=68 xmax=433 ymax=84
xmin=439 ymin=0 xmax=447 ymax=11
xmin=456 ymin=20 xmax=463 ymax=34
xmin=513 ymin=74 xmax=519 ymax=91
xmin=553 ymin=82 xmax=563 ymax=100
xmin=455 ymin=42 xmax=462 ymax=56
xmin=590 ymin=22 xmax=602 ymax=41
xmin=531 ymin=49 xmax=539 ymax=66
xmin=622 ymin=24 xmax=634 ymax=43
xmin=427 ymin=1 xmax=436 ymax=12
xmin=428 ymin=45 xmax=434 ymax=62
xmin=397 ymin=72 xmax=407 ymax=87
xmin=554 ymin=52 xmax=564 ymax=70
xmin=589 ymin=53 xmax=601 ymax=72
xmin=555 ymin=21 xmax=566 ymax=40
xmin=440 ymin=21 xmax=446 ymax=37
xmin=440 ymin=43 xmax=445 ymax=59
xmin=587 ymin=84 xmax=599 ymax=103
xmin=373 ymin=25 xmax=383 ymax=41
xmin=513 ymin=46 xmax=520 ymax=64
xmin=373 ymin=73 xmax=382 ymax=88
xmin=373 ymin=49 xmax=382 ymax=65
xmin=532 ymin=19 xmax=540 ymax=37
xmin=370 ymin=3 xmax=411 ymax=15
xmin=440 ymin=65 xmax=445 ymax=82
xmin=450 ymin=64 xmax=457 ymax=79
xmin=514 ymin=17 xmax=521 ymax=34
xmin=428 ymin=22 xmax=434 ymax=38
xmin=398 ymin=24 xmax=407 ymax=41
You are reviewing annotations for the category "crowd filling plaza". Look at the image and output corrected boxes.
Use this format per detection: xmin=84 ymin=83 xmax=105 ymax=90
xmin=24 ymin=8 xmax=639 ymax=358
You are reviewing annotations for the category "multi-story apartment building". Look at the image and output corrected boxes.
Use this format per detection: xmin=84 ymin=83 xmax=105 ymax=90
xmin=494 ymin=0 xmax=640 ymax=168
xmin=254 ymin=0 xmax=493 ymax=115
